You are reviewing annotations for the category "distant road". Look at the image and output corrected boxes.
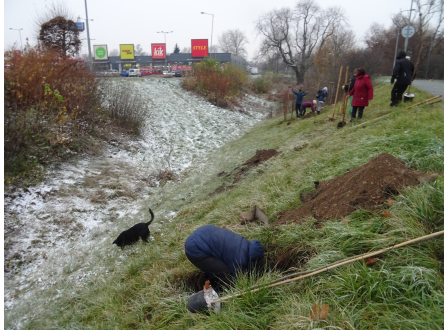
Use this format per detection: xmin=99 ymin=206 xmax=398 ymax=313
xmin=412 ymin=79 xmax=444 ymax=100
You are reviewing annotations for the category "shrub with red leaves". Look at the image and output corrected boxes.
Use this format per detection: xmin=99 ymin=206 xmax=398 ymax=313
xmin=4 ymin=46 xmax=101 ymax=186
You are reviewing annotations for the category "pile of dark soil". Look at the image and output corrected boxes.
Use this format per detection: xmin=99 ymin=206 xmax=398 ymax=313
xmin=213 ymin=149 xmax=280 ymax=195
xmin=277 ymin=153 xmax=435 ymax=224
xmin=242 ymin=149 xmax=280 ymax=167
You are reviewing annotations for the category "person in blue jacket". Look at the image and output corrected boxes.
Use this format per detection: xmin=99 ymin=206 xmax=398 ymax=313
xmin=184 ymin=225 xmax=265 ymax=290
xmin=290 ymin=87 xmax=307 ymax=118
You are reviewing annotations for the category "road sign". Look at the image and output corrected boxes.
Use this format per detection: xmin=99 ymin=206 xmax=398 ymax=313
xmin=402 ymin=25 xmax=415 ymax=38
xmin=76 ymin=22 xmax=85 ymax=31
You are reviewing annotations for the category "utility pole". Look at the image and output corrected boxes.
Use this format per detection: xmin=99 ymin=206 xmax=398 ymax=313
xmin=157 ymin=31 xmax=173 ymax=69
xmin=9 ymin=28 xmax=23 ymax=51
xmin=404 ymin=0 xmax=414 ymax=53
xmin=201 ymin=12 xmax=214 ymax=57
xmin=84 ymin=0 xmax=92 ymax=71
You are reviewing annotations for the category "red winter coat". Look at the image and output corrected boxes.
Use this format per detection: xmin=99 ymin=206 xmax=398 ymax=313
xmin=349 ymin=75 xmax=373 ymax=107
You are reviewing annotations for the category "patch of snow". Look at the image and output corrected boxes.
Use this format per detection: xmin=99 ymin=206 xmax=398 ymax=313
xmin=4 ymin=77 xmax=275 ymax=327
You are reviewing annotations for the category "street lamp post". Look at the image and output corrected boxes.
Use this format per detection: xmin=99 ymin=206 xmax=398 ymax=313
xmin=9 ymin=28 xmax=23 ymax=51
xmin=82 ymin=0 xmax=93 ymax=70
xmin=393 ymin=26 xmax=400 ymax=70
xmin=404 ymin=0 xmax=414 ymax=53
xmin=201 ymin=12 xmax=214 ymax=57
xmin=157 ymin=31 xmax=173 ymax=69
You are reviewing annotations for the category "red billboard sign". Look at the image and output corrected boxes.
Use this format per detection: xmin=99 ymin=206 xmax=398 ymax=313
xmin=191 ymin=39 xmax=208 ymax=57
xmin=151 ymin=43 xmax=166 ymax=59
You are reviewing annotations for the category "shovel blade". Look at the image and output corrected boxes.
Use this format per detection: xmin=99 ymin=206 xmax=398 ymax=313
xmin=337 ymin=121 xmax=346 ymax=128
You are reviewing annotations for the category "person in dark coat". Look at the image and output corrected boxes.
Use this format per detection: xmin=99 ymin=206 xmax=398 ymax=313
xmin=184 ymin=225 xmax=265 ymax=290
xmin=348 ymin=68 xmax=373 ymax=122
xmin=291 ymin=88 xmax=307 ymax=118
xmin=390 ymin=51 xmax=415 ymax=106
xmin=348 ymin=69 xmax=357 ymax=115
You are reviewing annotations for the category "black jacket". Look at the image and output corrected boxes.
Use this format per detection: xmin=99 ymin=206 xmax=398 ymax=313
xmin=349 ymin=75 xmax=356 ymax=93
xmin=391 ymin=51 xmax=415 ymax=85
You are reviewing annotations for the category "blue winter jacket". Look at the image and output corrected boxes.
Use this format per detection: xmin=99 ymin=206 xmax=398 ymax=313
xmin=316 ymin=88 xmax=328 ymax=102
xmin=184 ymin=225 xmax=265 ymax=277
xmin=291 ymin=89 xmax=307 ymax=104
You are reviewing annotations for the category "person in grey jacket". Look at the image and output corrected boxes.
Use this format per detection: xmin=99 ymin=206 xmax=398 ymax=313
xmin=316 ymin=87 xmax=328 ymax=114
xmin=391 ymin=51 xmax=415 ymax=106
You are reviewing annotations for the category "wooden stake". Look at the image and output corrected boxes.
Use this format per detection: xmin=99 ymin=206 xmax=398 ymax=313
xmin=212 ymin=230 xmax=444 ymax=303
xmin=340 ymin=66 xmax=349 ymax=116
xmin=344 ymin=97 xmax=442 ymax=130
xmin=283 ymin=90 xmax=288 ymax=121
xmin=332 ymin=66 xmax=343 ymax=119
xmin=405 ymin=95 xmax=442 ymax=109
xmin=426 ymin=99 xmax=442 ymax=106
xmin=290 ymin=92 xmax=294 ymax=120
xmin=349 ymin=113 xmax=391 ymax=129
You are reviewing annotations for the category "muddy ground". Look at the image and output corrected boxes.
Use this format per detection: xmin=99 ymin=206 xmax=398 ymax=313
xmin=213 ymin=149 xmax=281 ymax=195
xmin=214 ymin=151 xmax=437 ymax=226
xmin=277 ymin=153 xmax=438 ymax=224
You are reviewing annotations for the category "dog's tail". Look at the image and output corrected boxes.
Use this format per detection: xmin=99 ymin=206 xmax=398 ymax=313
xmin=147 ymin=208 xmax=155 ymax=226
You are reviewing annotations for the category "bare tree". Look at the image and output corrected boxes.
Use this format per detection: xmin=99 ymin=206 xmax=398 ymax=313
xmin=181 ymin=47 xmax=191 ymax=53
xmin=392 ymin=0 xmax=444 ymax=77
xmin=419 ymin=0 xmax=444 ymax=78
xmin=135 ymin=44 xmax=147 ymax=56
xmin=314 ymin=26 xmax=356 ymax=85
xmin=255 ymin=0 xmax=346 ymax=84
xmin=218 ymin=29 xmax=248 ymax=58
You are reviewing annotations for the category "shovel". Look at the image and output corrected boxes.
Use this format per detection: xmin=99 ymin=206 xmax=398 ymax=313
xmin=336 ymin=92 xmax=348 ymax=128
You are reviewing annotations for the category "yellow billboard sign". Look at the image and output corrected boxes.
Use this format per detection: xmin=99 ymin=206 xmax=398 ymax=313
xmin=120 ymin=44 xmax=134 ymax=59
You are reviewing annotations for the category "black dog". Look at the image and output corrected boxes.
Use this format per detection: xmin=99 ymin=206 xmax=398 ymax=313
xmin=113 ymin=208 xmax=155 ymax=249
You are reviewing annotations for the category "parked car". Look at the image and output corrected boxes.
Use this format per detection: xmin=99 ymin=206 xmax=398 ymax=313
xmin=129 ymin=69 xmax=141 ymax=77
xmin=174 ymin=69 xmax=184 ymax=77
xmin=120 ymin=70 xmax=129 ymax=77
xmin=140 ymin=68 xmax=152 ymax=76
xmin=105 ymin=70 xmax=119 ymax=76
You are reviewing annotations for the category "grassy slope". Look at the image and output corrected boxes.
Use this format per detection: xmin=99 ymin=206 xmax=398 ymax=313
xmin=19 ymin=82 xmax=443 ymax=330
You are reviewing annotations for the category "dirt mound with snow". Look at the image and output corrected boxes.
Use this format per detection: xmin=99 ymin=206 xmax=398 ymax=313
xmin=277 ymin=153 xmax=435 ymax=224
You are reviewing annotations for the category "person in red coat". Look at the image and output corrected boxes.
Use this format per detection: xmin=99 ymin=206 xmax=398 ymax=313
xmin=347 ymin=68 xmax=373 ymax=122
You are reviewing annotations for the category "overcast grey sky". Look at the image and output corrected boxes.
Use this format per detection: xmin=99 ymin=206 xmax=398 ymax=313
xmin=3 ymin=0 xmax=431 ymax=60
